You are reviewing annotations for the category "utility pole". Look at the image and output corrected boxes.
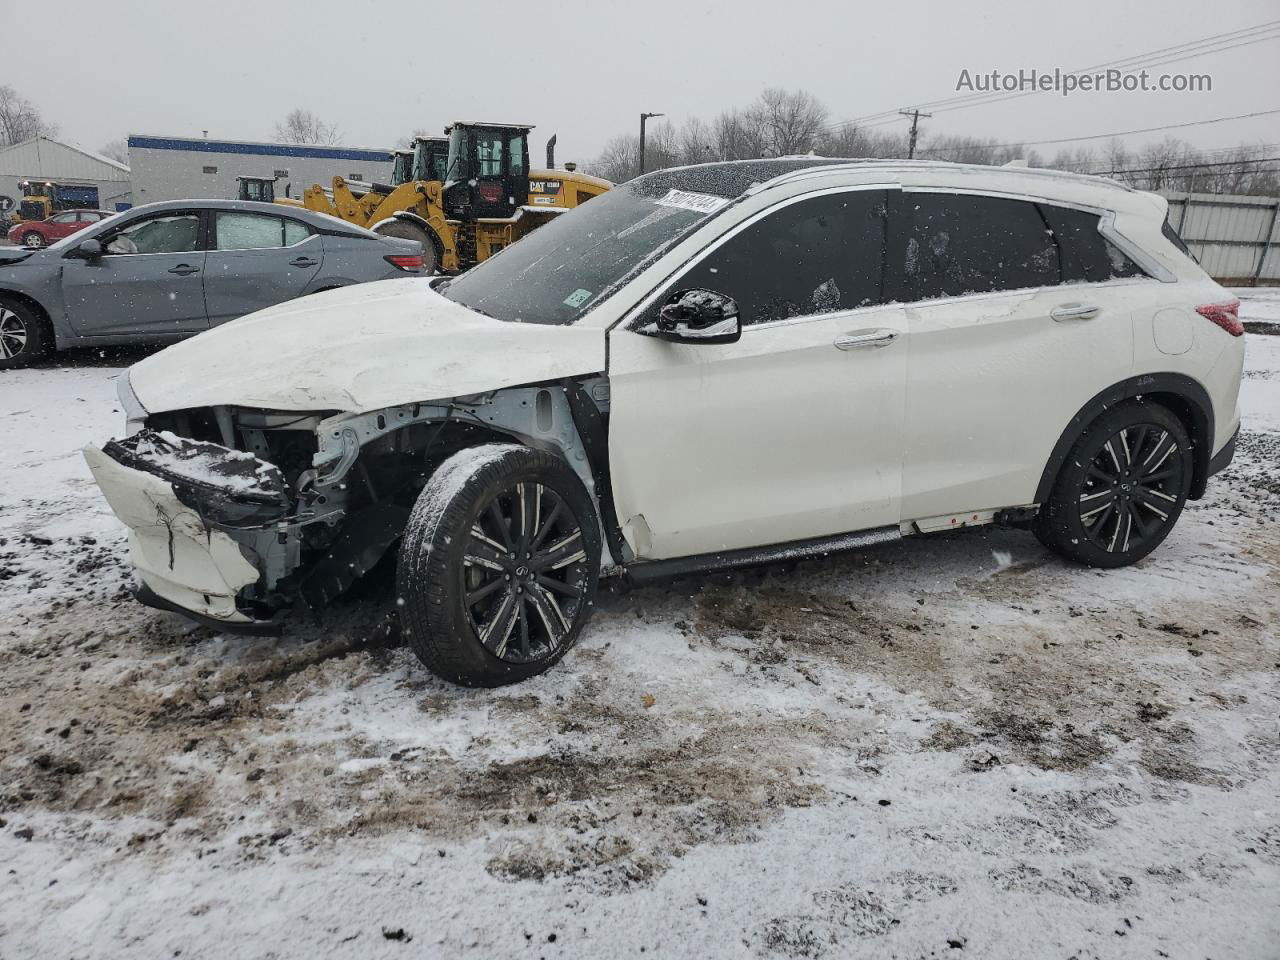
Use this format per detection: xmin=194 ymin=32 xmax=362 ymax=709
xmin=898 ymin=108 xmax=932 ymax=159
xmin=639 ymin=112 xmax=664 ymax=176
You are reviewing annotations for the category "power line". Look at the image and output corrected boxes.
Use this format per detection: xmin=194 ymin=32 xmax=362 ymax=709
xmin=1088 ymin=156 xmax=1280 ymax=176
xmin=912 ymin=107 xmax=1280 ymax=154
xmin=826 ymin=20 xmax=1280 ymax=130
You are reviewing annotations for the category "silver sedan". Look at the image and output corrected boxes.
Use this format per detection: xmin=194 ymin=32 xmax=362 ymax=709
xmin=0 ymin=199 xmax=425 ymax=368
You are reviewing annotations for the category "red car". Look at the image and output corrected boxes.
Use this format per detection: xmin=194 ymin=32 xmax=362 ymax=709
xmin=7 ymin=209 xmax=116 ymax=249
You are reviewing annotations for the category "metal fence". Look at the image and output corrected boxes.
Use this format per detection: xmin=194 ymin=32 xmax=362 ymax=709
xmin=1159 ymin=190 xmax=1280 ymax=286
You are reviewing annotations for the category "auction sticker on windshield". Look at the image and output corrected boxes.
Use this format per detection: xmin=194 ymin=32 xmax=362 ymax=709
xmin=655 ymin=189 xmax=730 ymax=214
xmin=563 ymin=288 xmax=594 ymax=308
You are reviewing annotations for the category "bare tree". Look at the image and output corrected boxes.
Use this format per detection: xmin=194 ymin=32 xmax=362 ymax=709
xmin=676 ymin=117 xmax=715 ymax=166
xmin=748 ymin=88 xmax=828 ymax=157
xmin=818 ymin=123 xmax=908 ymax=159
xmin=0 ymin=85 xmax=56 ymax=146
xmin=99 ymin=139 xmax=129 ymax=166
xmin=274 ymin=109 xmax=340 ymax=145
xmin=588 ymin=133 xmax=641 ymax=183
xmin=713 ymin=109 xmax=769 ymax=161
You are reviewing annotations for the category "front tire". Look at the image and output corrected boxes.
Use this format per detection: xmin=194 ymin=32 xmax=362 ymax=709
xmin=21 ymin=232 xmax=45 ymax=249
xmin=397 ymin=444 xmax=601 ymax=686
xmin=1035 ymin=402 xmax=1192 ymax=568
xmin=0 ymin=299 xmax=50 ymax=369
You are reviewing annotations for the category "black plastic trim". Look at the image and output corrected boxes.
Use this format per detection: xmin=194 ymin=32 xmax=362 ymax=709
xmin=1034 ymin=373 xmax=1216 ymax=504
xmin=135 ymin=584 xmax=283 ymax=636
xmin=561 ymin=380 xmax=626 ymax=566
xmin=1208 ymin=426 xmax=1238 ymax=476
xmin=624 ymin=526 xmax=901 ymax=583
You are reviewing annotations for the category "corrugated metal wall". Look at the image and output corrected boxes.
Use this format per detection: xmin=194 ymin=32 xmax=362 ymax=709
xmin=1160 ymin=191 xmax=1280 ymax=285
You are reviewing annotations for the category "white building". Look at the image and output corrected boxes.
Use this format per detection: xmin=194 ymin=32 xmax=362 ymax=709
xmin=127 ymin=134 xmax=395 ymax=204
xmin=0 ymin=137 xmax=133 ymax=215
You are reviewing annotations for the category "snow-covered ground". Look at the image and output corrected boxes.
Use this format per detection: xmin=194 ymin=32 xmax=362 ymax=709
xmin=0 ymin=302 xmax=1277 ymax=959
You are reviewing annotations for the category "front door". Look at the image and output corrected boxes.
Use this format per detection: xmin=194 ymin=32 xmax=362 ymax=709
xmin=608 ymin=189 xmax=907 ymax=560
xmin=61 ymin=209 xmax=209 ymax=337
xmin=202 ymin=211 xmax=323 ymax=326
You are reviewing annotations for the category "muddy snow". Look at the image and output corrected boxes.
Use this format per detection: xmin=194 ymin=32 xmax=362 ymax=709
xmin=1 ymin=306 xmax=1277 ymax=959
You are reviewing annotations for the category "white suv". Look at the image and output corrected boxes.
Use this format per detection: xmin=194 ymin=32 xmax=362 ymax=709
xmin=87 ymin=158 xmax=1244 ymax=686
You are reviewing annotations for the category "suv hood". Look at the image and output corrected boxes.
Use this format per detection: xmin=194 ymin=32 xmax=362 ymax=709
xmin=128 ymin=278 xmax=607 ymax=414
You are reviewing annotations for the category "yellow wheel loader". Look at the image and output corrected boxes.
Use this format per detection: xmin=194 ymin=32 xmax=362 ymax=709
xmin=295 ymin=122 xmax=610 ymax=274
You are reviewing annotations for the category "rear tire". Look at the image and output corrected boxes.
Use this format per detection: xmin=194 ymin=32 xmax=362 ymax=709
xmin=0 ymin=299 xmax=50 ymax=370
xmin=373 ymin=220 xmax=439 ymax=274
xmin=397 ymin=444 xmax=601 ymax=686
xmin=1035 ymin=401 xmax=1192 ymax=568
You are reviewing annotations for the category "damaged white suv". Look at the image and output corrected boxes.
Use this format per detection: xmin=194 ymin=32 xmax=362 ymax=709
xmin=87 ymin=158 xmax=1244 ymax=686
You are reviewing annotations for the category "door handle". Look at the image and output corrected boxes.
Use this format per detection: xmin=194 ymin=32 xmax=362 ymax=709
xmin=1051 ymin=302 xmax=1100 ymax=322
xmin=834 ymin=328 xmax=899 ymax=350
xmin=167 ymin=264 xmax=199 ymax=276
xmin=289 ymin=257 xmax=319 ymax=268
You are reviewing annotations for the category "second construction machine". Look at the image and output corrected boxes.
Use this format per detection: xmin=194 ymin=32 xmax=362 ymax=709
xmin=298 ymin=122 xmax=610 ymax=273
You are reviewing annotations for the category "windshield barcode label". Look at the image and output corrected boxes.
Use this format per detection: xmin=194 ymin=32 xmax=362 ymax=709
xmin=654 ymin=189 xmax=729 ymax=214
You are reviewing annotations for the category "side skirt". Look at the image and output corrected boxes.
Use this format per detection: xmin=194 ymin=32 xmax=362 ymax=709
xmin=623 ymin=526 xmax=901 ymax=583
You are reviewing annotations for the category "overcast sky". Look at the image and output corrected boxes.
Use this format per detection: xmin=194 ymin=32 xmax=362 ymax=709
xmin=14 ymin=0 xmax=1280 ymax=164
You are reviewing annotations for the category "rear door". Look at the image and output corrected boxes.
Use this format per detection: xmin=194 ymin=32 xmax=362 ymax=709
xmin=61 ymin=209 xmax=209 ymax=336
xmin=202 ymin=211 xmax=324 ymax=325
xmin=891 ymin=190 xmax=1141 ymax=521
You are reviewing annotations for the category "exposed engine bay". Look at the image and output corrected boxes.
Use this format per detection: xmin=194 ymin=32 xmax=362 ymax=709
xmin=86 ymin=376 xmax=615 ymax=630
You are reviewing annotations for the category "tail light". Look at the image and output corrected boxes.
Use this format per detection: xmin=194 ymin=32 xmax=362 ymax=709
xmin=384 ymin=254 xmax=425 ymax=272
xmin=477 ymin=182 xmax=505 ymax=204
xmin=1196 ymin=300 xmax=1243 ymax=337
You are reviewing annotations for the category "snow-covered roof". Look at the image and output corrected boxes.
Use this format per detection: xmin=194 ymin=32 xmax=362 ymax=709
xmin=0 ymin=136 xmax=130 ymax=179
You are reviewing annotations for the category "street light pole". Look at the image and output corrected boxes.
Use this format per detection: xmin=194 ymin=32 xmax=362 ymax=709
xmin=639 ymin=111 xmax=664 ymax=176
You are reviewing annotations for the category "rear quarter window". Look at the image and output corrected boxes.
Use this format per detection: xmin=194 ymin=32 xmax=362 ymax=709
xmin=1039 ymin=205 xmax=1147 ymax=283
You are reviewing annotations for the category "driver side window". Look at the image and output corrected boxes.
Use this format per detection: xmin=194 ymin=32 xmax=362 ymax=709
xmin=104 ymin=213 xmax=201 ymax=256
xmin=668 ymin=190 xmax=888 ymax=328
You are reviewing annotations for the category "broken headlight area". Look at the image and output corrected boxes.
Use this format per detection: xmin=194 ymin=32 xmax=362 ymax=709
xmin=103 ymin=429 xmax=291 ymax=527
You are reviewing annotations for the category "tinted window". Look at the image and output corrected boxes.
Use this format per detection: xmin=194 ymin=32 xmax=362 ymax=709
xmin=673 ymin=191 xmax=887 ymax=327
xmin=51 ymin=212 xmax=78 ymax=224
xmin=1162 ymin=216 xmax=1197 ymax=262
xmin=216 ymin=212 xmax=310 ymax=250
xmin=104 ymin=214 xmax=200 ymax=255
xmin=892 ymin=193 xmax=1059 ymax=301
xmin=1039 ymin=205 xmax=1146 ymax=283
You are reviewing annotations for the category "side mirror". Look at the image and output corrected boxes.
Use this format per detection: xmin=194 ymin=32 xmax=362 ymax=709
xmin=74 ymin=238 xmax=103 ymax=259
xmin=654 ymin=289 xmax=741 ymax=345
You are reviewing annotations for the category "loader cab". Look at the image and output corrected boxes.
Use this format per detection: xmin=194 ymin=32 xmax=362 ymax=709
xmin=442 ymin=122 xmax=531 ymax=221
xmin=17 ymin=180 xmax=57 ymax=222
xmin=409 ymin=137 xmax=449 ymax=184
xmin=236 ymin=176 xmax=278 ymax=203
xmin=391 ymin=150 xmax=414 ymax=187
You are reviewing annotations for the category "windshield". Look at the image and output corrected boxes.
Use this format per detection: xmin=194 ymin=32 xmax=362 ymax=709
xmin=438 ymin=183 xmax=725 ymax=325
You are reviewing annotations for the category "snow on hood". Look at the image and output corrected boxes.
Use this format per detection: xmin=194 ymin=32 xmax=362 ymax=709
xmin=127 ymin=278 xmax=607 ymax=414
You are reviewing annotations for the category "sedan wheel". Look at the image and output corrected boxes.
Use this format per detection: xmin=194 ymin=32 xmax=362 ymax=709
xmin=22 ymin=232 xmax=45 ymax=249
xmin=1035 ymin=402 xmax=1192 ymax=568
xmin=0 ymin=306 xmax=28 ymax=360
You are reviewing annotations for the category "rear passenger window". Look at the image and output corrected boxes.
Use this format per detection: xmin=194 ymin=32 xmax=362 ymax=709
xmin=1039 ymin=205 xmax=1146 ymax=283
xmin=674 ymin=190 xmax=888 ymax=327
xmin=892 ymin=193 xmax=1059 ymax=301
xmin=216 ymin=213 xmax=311 ymax=250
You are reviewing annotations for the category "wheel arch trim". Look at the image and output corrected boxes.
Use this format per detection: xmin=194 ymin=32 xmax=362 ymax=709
xmin=1034 ymin=372 xmax=1216 ymax=505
